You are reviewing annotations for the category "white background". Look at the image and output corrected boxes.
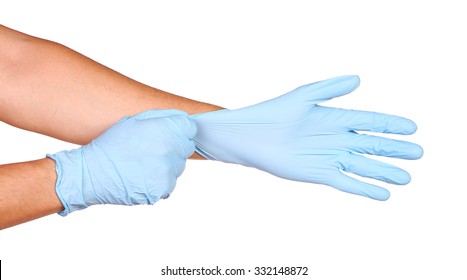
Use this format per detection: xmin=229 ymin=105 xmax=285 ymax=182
xmin=0 ymin=1 xmax=465 ymax=279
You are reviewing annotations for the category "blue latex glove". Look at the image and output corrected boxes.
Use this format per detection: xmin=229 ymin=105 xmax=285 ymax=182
xmin=191 ymin=75 xmax=423 ymax=200
xmin=47 ymin=109 xmax=196 ymax=216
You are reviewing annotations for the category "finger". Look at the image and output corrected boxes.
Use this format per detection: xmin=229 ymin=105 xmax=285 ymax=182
xmin=166 ymin=116 xmax=197 ymax=159
xmin=171 ymin=116 xmax=198 ymax=140
xmin=348 ymin=133 xmax=424 ymax=159
xmin=182 ymin=140 xmax=196 ymax=159
xmin=139 ymin=112 xmax=197 ymax=158
xmin=172 ymin=154 xmax=189 ymax=178
xmin=290 ymin=75 xmax=360 ymax=103
xmin=148 ymin=173 xmax=177 ymax=201
xmin=335 ymin=108 xmax=418 ymax=135
xmin=327 ymin=171 xmax=390 ymax=201
xmin=151 ymin=112 xmax=197 ymax=140
xmin=169 ymin=128 xmax=196 ymax=160
xmin=339 ymin=153 xmax=411 ymax=185
xmin=172 ymin=138 xmax=195 ymax=160
xmin=141 ymin=111 xmax=197 ymax=158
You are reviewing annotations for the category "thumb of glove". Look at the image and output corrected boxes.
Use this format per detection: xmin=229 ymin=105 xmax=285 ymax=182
xmin=284 ymin=75 xmax=361 ymax=104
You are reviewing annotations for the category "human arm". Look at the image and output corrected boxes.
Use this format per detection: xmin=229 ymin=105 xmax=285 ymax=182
xmin=0 ymin=25 xmax=204 ymax=229
xmin=0 ymin=25 xmax=221 ymax=157
xmin=0 ymin=158 xmax=63 ymax=230
xmin=0 ymin=25 xmax=422 ymax=202
xmin=0 ymin=109 xmax=196 ymax=230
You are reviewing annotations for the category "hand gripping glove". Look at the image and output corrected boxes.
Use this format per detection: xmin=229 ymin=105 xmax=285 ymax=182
xmin=191 ymin=75 xmax=423 ymax=200
xmin=47 ymin=110 xmax=196 ymax=216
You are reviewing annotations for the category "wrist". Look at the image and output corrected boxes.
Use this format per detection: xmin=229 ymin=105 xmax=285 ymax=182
xmin=47 ymin=148 xmax=89 ymax=216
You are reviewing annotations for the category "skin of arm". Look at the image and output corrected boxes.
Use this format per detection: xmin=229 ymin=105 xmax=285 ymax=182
xmin=0 ymin=158 xmax=63 ymax=230
xmin=0 ymin=25 xmax=222 ymax=154
xmin=0 ymin=24 xmax=222 ymax=229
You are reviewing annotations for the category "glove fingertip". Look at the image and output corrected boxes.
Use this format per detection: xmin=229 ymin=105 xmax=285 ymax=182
xmin=412 ymin=144 xmax=424 ymax=160
xmin=399 ymin=118 xmax=418 ymax=135
xmin=297 ymin=75 xmax=361 ymax=103
xmin=357 ymin=182 xmax=390 ymax=201
xmin=333 ymin=74 xmax=360 ymax=95
xmin=372 ymin=188 xmax=391 ymax=201
xmin=348 ymin=75 xmax=360 ymax=93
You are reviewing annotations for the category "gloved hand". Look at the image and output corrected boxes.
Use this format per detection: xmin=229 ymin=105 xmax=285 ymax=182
xmin=191 ymin=75 xmax=423 ymax=200
xmin=47 ymin=109 xmax=196 ymax=216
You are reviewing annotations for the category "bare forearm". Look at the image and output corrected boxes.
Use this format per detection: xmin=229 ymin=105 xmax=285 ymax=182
xmin=0 ymin=158 xmax=63 ymax=230
xmin=0 ymin=25 xmax=222 ymax=146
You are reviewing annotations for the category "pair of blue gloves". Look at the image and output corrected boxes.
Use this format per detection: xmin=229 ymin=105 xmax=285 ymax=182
xmin=48 ymin=76 xmax=422 ymax=215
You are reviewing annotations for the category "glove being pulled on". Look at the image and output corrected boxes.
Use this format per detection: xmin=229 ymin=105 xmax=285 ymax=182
xmin=48 ymin=109 xmax=196 ymax=216
xmin=191 ymin=75 xmax=423 ymax=200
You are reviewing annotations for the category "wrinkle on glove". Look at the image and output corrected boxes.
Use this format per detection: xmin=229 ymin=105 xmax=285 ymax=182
xmin=190 ymin=75 xmax=423 ymax=200
xmin=48 ymin=109 xmax=196 ymax=216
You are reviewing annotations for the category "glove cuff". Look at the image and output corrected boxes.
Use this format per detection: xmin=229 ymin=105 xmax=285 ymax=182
xmin=47 ymin=148 xmax=89 ymax=216
xmin=189 ymin=109 xmax=229 ymax=119
xmin=190 ymin=110 xmax=230 ymax=161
